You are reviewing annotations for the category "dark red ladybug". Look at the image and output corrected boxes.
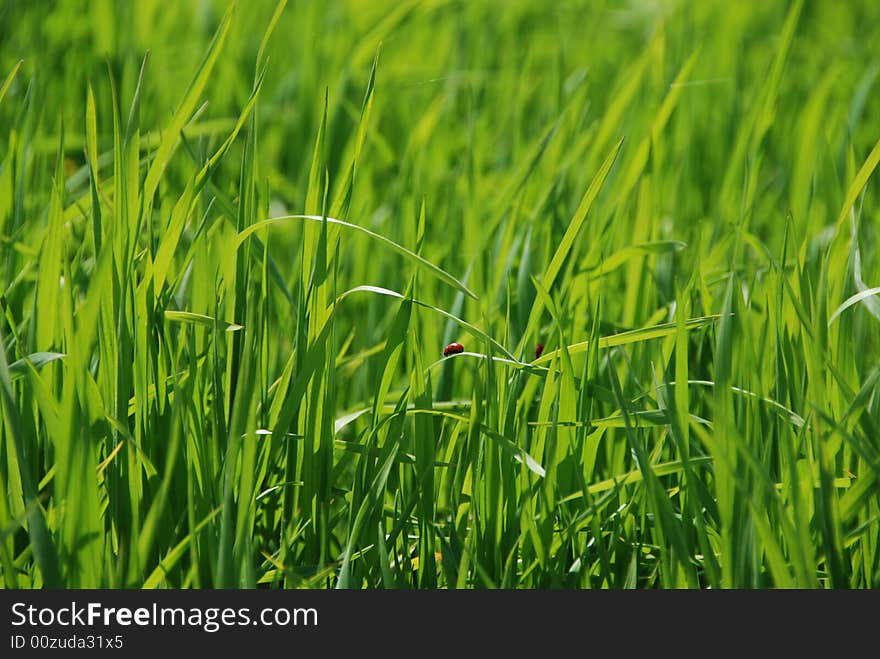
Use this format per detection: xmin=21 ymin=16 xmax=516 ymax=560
xmin=534 ymin=343 xmax=545 ymax=359
xmin=443 ymin=342 xmax=464 ymax=357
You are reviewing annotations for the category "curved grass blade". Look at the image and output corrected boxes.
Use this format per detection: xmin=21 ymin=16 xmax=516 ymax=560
xmin=0 ymin=335 xmax=62 ymax=587
xmin=533 ymin=314 xmax=722 ymax=365
xmin=521 ymin=137 xmax=624 ymax=348
xmin=336 ymin=442 xmax=399 ymax=588
xmin=8 ymin=352 xmax=66 ymax=381
xmin=164 ymin=310 xmax=244 ymax=332
xmin=337 ymin=285 xmax=508 ymax=359
xmin=557 ymin=456 xmax=715 ymax=501
xmin=584 ymin=241 xmax=687 ymax=279
xmin=141 ymin=2 xmax=235 ymax=206
xmin=0 ymin=60 xmax=22 ymax=108
xmin=404 ymin=408 xmax=546 ymax=478
xmin=828 ymin=286 xmax=880 ymax=325
xmin=529 ymin=409 xmax=711 ymax=430
xmin=235 ymin=216 xmax=478 ymax=300
xmin=834 ymin=135 xmax=880 ymax=230
xmin=636 ymin=380 xmax=807 ymax=428
xmin=142 ymin=507 xmax=222 ymax=588
xmin=425 ymin=351 xmax=547 ymax=375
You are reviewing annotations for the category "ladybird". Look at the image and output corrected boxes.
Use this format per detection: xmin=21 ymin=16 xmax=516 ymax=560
xmin=443 ymin=342 xmax=464 ymax=357
xmin=534 ymin=343 xmax=545 ymax=359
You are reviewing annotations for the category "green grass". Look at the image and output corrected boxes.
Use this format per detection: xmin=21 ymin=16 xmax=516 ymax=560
xmin=1 ymin=0 xmax=879 ymax=589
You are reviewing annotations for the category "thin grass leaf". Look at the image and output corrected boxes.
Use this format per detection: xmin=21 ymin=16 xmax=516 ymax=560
xmin=236 ymin=215 xmax=478 ymax=299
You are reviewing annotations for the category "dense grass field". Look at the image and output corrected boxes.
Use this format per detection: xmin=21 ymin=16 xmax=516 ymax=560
xmin=1 ymin=0 xmax=879 ymax=589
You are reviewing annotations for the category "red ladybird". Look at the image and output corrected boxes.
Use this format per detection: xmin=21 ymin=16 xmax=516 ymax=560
xmin=443 ymin=342 xmax=464 ymax=357
xmin=534 ymin=343 xmax=545 ymax=359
